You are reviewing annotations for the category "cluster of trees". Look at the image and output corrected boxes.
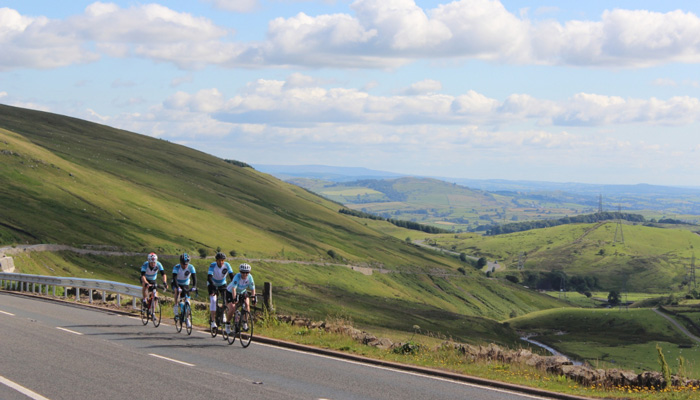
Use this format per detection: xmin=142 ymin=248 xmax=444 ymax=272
xmin=338 ymin=208 xmax=451 ymax=234
xmin=223 ymin=159 xmax=252 ymax=168
xmin=485 ymin=211 xmax=646 ymax=235
xmin=349 ymin=180 xmax=407 ymax=202
xmin=519 ymin=270 xmax=600 ymax=292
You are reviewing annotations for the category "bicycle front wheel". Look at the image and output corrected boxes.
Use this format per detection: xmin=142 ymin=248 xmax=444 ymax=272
xmin=140 ymin=302 xmax=149 ymax=325
xmin=152 ymin=298 xmax=161 ymax=327
xmin=175 ymin=308 xmax=183 ymax=333
xmin=184 ymin=303 xmax=192 ymax=335
xmin=239 ymin=309 xmax=254 ymax=348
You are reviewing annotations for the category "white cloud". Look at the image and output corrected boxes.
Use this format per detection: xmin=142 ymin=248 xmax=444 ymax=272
xmin=203 ymin=0 xmax=259 ymax=13
xmin=402 ymin=79 xmax=442 ymax=95
xmin=4 ymin=1 xmax=700 ymax=70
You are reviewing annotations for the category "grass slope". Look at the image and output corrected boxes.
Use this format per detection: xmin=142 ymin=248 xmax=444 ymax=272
xmin=0 ymin=104 xmax=569 ymax=345
xmin=429 ymin=222 xmax=700 ymax=292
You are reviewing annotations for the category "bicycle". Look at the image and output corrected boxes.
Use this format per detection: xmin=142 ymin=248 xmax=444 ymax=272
xmin=209 ymin=286 xmax=228 ymax=338
xmin=175 ymin=287 xmax=197 ymax=335
xmin=140 ymin=283 xmax=162 ymax=327
xmin=227 ymin=292 xmax=255 ymax=347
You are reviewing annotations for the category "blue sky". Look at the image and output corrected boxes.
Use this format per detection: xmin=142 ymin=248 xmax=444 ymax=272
xmin=2 ymin=1 xmax=700 ymax=186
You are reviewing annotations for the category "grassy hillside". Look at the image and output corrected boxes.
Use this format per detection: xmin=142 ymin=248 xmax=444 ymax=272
xmin=0 ymin=104 xmax=570 ymax=345
xmin=410 ymin=221 xmax=700 ymax=293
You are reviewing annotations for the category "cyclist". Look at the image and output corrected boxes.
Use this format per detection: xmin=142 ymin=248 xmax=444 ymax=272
xmin=140 ymin=252 xmax=168 ymax=305
xmin=225 ymin=262 xmax=256 ymax=335
xmin=172 ymin=253 xmax=197 ymax=327
xmin=208 ymin=252 xmax=234 ymax=330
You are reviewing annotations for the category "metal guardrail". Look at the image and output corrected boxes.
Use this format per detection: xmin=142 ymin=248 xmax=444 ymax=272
xmin=0 ymin=272 xmax=143 ymax=309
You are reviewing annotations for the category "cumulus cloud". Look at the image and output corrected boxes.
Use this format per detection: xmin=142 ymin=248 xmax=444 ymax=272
xmin=144 ymin=75 xmax=700 ymax=131
xmin=4 ymin=1 xmax=700 ymax=71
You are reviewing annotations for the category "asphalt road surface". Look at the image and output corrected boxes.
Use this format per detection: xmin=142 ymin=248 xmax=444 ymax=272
xmin=0 ymin=292 xmax=555 ymax=400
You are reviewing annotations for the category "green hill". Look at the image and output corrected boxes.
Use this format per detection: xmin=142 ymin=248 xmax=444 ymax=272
xmin=428 ymin=221 xmax=700 ymax=292
xmin=0 ymin=104 xmax=567 ymax=345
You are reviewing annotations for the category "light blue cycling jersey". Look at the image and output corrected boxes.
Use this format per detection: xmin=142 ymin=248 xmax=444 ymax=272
xmin=141 ymin=261 xmax=164 ymax=281
xmin=172 ymin=264 xmax=196 ymax=286
xmin=227 ymin=272 xmax=255 ymax=294
xmin=208 ymin=262 xmax=233 ymax=286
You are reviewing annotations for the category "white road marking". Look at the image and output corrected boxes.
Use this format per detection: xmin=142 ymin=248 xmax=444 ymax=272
xmin=0 ymin=310 xmax=15 ymax=316
xmin=149 ymin=353 xmax=195 ymax=366
xmin=0 ymin=375 xmax=52 ymax=400
xmin=56 ymin=327 xmax=83 ymax=335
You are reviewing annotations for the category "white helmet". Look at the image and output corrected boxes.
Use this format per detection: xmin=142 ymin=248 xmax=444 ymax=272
xmin=239 ymin=263 xmax=251 ymax=273
xmin=148 ymin=252 xmax=158 ymax=263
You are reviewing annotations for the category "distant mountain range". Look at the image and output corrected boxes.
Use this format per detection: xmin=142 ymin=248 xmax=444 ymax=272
xmin=254 ymin=164 xmax=700 ymax=198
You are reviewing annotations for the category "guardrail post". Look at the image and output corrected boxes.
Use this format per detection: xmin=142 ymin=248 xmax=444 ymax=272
xmin=117 ymin=293 xmax=121 ymax=307
xmin=263 ymin=282 xmax=273 ymax=311
xmin=75 ymin=287 xmax=80 ymax=302
xmin=64 ymin=286 xmax=68 ymax=299
xmin=88 ymin=289 xmax=93 ymax=304
xmin=101 ymin=290 xmax=106 ymax=303
xmin=132 ymin=296 xmax=137 ymax=309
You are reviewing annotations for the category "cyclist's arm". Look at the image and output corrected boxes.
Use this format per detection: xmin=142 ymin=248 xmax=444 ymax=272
xmin=159 ymin=269 xmax=168 ymax=288
xmin=207 ymin=274 xmax=214 ymax=287
xmin=140 ymin=271 xmax=148 ymax=285
xmin=227 ymin=271 xmax=234 ymax=282
xmin=191 ymin=273 xmax=197 ymax=289
xmin=171 ymin=273 xmax=178 ymax=290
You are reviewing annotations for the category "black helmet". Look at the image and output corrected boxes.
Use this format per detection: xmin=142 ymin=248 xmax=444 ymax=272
xmin=180 ymin=253 xmax=190 ymax=264
xmin=215 ymin=252 xmax=226 ymax=260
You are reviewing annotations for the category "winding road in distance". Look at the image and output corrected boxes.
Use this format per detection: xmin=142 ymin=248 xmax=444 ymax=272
xmin=0 ymin=292 xmax=564 ymax=400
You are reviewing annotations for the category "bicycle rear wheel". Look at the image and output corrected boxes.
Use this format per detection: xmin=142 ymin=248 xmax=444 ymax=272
xmin=152 ymin=298 xmax=161 ymax=327
xmin=239 ymin=309 xmax=254 ymax=348
xmin=184 ymin=303 xmax=192 ymax=335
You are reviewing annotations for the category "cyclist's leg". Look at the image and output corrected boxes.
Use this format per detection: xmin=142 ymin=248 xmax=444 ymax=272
xmin=208 ymin=284 xmax=218 ymax=326
xmin=242 ymin=296 xmax=251 ymax=329
xmin=142 ymin=279 xmax=153 ymax=304
xmin=224 ymin=290 xmax=235 ymax=326
xmin=173 ymin=285 xmax=181 ymax=318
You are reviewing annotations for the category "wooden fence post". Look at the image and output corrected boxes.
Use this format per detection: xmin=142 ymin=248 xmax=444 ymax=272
xmin=263 ymin=281 xmax=273 ymax=311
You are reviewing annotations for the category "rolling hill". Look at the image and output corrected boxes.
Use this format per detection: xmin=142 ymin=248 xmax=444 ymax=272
xmin=0 ymin=104 xmax=567 ymax=345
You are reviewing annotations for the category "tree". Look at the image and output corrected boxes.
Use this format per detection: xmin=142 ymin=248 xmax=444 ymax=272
xmin=459 ymin=253 xmax=467 ymax=262
xmin=608 ymin=290 xmax=621 ymax=306
xmin=198 ymin=248 xmax=208 ymax=259
xmin=476 ymin=257 xmax=488 ymax=269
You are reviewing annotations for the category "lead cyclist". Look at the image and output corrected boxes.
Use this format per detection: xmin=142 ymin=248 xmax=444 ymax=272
xmin=225 ymin=262 xmax=256 ymax=335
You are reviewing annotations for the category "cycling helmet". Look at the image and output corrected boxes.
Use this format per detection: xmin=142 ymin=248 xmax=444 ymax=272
xmin=215 ymin=252 xmax=226 ymax=260
xmin=239 ymin=263 xmax=251 ymax=273
xmin=147 ymin=252 xmax=158 ymax=263
xmin=180 ymin=253 xmax=190 ymax=264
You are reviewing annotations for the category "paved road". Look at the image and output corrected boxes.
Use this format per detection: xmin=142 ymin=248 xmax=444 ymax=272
xmin=0 ymin=293 xmax=557 ymax=400
xmin=653 ymin=308 xmax=700 ymax=343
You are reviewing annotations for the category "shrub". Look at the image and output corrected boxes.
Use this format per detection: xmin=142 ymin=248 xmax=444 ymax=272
xmin=229 ymin=250 xmax=237 ymax=257
xmin=198 ymin=248 xmax=208 ymax=258
xmin=505 ymin=275 xmax=519 ymax=284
